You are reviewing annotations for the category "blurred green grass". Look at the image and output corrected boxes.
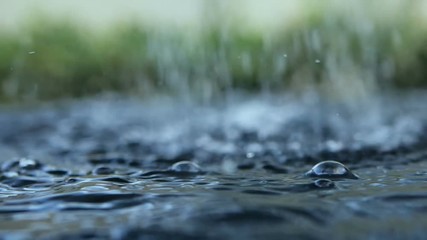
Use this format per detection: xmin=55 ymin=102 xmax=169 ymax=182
xmin=0 ymin=1 xmax=426 ymax=102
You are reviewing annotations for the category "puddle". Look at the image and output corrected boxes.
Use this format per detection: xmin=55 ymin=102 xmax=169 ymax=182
xmin=0 ymin=94 xmax=426 ymax=239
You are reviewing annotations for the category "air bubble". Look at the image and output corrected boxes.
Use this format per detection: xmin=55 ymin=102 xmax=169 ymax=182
xmin=170 ymin=161 xmax=202 ymax=173
xmin=305 ymin=160 xmax=358 ymax=179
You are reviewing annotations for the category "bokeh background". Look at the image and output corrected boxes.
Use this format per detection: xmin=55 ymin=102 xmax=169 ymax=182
xmin=0 ymin=0 xmax=426 ymax=103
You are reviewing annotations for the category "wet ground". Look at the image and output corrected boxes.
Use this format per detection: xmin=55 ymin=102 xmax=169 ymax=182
xmin=0 ymin=93 xmax=426 ymax=240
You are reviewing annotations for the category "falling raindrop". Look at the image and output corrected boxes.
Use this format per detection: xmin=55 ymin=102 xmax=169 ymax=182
xmin=28 ymin=51 xmax=36 ymax=55
xmin=305 ymin=160 xmax=359 ymax=179
xmin=315 ymin=59 xmax=320 ymax=63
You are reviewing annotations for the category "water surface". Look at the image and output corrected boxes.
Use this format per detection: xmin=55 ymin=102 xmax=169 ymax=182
xmin=0 ymin=93 xmax=426 ymax=239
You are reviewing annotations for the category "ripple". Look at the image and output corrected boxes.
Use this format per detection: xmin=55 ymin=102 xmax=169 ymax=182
xmin=378 ymin=193 xmax=427 ymax=202
xmin=1 ymin=177 xmax=54 ymax=188
xmin=45 ymin=169 xmax=70 ymax=176
xmin=92 ymin=166 xmax=115 ymax=175
xmin=262 ymin=163 xmax=288 ymax=173
xmin=206 ymin=209 xmax=287 ymax=224
xmin=6 ymin=192 xmax=143 ymax=205
xmin=241 ymin=189 xmax=282 ymax=196
xmin=313 ymin=179 xmax=336 ymax=188
xmin=95 ymin=177 xmax=131 ymax=184
xmin=269 ymin=180 xmax=336 ymax=193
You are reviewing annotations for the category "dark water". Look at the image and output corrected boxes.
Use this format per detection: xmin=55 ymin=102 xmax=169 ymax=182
xmin=0 ymin=93 xmax=427 ymax=240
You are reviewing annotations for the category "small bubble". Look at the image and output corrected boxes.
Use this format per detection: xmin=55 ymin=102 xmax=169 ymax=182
xmin=66 ymin=178 xmax=79 ymax=183
xmin=170 ymin=161 xmax=202 ymax=173
xmin=315 ymin=59 xmax=320 ymax=63
xmin=305 ymin=160 xmax=359 ymax=179
xmin=28 ymin=51 xmax=36 ymax=55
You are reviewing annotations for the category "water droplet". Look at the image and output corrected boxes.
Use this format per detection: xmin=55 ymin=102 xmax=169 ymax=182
xmin=305 ymin=160 xmax=359 ymax=179
xmin=28 ymin=51 xmax=36 ymax=55
xmin=283 ymin=54 xmax=287 ymax=58
xmin=170 ymin=161 xmax=202 ymax=173
xmin=315 ymin=59 xmax=320 ymax=63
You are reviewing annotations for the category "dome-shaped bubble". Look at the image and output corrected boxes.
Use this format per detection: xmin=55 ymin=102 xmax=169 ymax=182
xmin=305 ymin=160 xmax=358 ymax=179
xmin=170 ymin=161 xmax=202 ymax=173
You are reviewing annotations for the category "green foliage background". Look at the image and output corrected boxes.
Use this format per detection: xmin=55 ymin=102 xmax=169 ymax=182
xmin=0 ymin=1 xmax=426 ymax=103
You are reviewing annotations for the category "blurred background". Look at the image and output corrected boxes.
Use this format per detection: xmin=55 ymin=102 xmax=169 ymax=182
xmin=0 ymin=0 xmax=426 ymax=103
